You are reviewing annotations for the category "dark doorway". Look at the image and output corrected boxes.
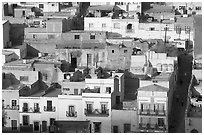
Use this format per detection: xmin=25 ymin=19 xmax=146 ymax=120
xmin=42 ymin=121 xmax=47 ymax=132
xmin=124 ymin=123 xmax=131 ymax=133
xmin=34 ymin=122 xmax=40 ymax=131
xmin=116 ymin=96 xmax=120 ymax=104
xmin=113 ymin=126 xmax=118 ymax=133
xmin=71 ymin=55 xmax=77 ymax=69
xmin=11 ymin=120 xmax=17 ymax=130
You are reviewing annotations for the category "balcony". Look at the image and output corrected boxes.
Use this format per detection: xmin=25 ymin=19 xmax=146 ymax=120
xmin=44 ymin=106 xmax=56 ymax=112
xmin=84 ymin=108 xmax=109 ymax=117
xmin=3 ymin=105 xmax=19 ymax=110
xmin=139 ymin=123 xmax=166 ymax=132
xmin=66 ymin=111 xmax=77 ymax=117
xmin=139 ymin=109 xmax=166 ymax=116
xmin=21 ymin=107 xmax=40 ymax=113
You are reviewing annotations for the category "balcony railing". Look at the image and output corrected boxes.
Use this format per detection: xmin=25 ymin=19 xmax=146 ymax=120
xmin=84 ymin=108 xmax=109 ymax=117
xmin=44 ymin=106 xmax=56 ymax=112
xmin=3 ymin=105 xmax=19 ymax=110
xmin=66 ymin=111 xmax=77 ymax=117
xmin=21 ymin=107 xmax=40 ymax=113
xmin=139 ymin=123 xmax=166 ymax=131
xmin=139 ymin=109 xmax=165 ymax=116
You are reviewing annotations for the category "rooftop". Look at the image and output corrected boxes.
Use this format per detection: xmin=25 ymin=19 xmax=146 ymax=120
xmin=3 ymin=83 xmax=26 ymax=90
xmin=88 ymin=5 xmax=115 ymax=11
xmin=137 ymin=84 xmax=168 ymax=92
xmin=152 ymin=72 xmax=172 ymax=81
xmin=2 ymin=50 xmax=14 ymax=56
xmin=2 ymin=20 xmax=8 ymax=25
xmin=145 ymin=4 xmax=173 ymax=13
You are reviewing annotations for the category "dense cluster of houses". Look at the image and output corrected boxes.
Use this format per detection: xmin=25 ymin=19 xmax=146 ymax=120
xmin=2 ymin=2 xmax=202 ymax=133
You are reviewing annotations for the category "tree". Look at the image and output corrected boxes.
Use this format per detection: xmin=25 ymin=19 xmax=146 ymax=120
xmin=96 ymin=67 xmax=110 ymax=79
xmin=70 ymin=70 xmax=84 ymax=82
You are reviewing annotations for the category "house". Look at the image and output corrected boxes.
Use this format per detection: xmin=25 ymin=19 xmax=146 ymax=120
xmin=2 ymin=73 xmax=21 ymax=132
xmin=115 ymin=2 xmax=142 ymax=13
xmin=2 ymin=50 xmax=19 ymax=64
xmin=14 ymin=6 xmax=34 ymax=18
xmin=3 ymin=20 xmax=11 ymax=48
xmin=84 ymin=5 xmax=139 ymax=37
xmin=137 ymin=84 xmax=169 ymax=132
xmin=166 ymin=2 xmax=202 ymax=15
xmin=146 ymin=51 xmax=177 ymax=73
xmin=37 ymin=2 xmax=60 ymax=13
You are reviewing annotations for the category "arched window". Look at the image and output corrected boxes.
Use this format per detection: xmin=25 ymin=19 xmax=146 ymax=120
xmin=127 ymin=24 xmax=133 ymax=30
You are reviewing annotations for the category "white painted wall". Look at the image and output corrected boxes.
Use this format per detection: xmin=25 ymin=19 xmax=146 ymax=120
xmin=140 ymin=80 xmax=169 ymax=88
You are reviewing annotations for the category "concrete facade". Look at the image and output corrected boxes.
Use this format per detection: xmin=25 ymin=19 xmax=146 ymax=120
xmin=3 ymin=20 xmax=11 ymax=48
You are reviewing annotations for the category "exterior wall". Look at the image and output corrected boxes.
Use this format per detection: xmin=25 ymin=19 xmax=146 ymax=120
xmin=19 ymin=97 xmax=41 ymax=129
xmin=90 ymin=2 xmax=115 ymax=6
xmin=140 ymin=80 xmax=169 ymax=88
xmin=3 ymin=20 xmax=10 ymax=48
xmin=185 ymin=117 xmax=202 ymax=133
xmin=106 ymin=45 xmax=132 ymax=70
xmin=3 ymin=48 xmax=25 ymax=59
xmin=146 ymin=51 xmax=177 ymax=73
xmin=57 ymin=95 xmax=84 ymax=121
xmin=84 ymin=17 xmax=139 ymax=37
xmin=55 ymin=49 xmax=107 ymax=69
xmin=3 ymin=70 xmax=39 ymax=85
xmin=137 ymin=90 xmax=168 ymax=132
xmin=46 ymin=20 xmax=63 ymax=33
xmin=2 ymin=90 xmax=20 ymax=128
xmin=14 ymin=8 xmax=34 ymax=18
xmin=41 ymin=97 xmax=58 ymax=126
xmin=61 ymin=82 xmax=86 ymax=95
xmin=130 ymin=55 xmax=146 ymax=74
xmin=38 ymin=2 xmax=60 ymax=12
xmin=82 ymin=93 xmax=112 ymax=133
xmin=116 ymin=2 xmax=141 ymax=12
xmin=111 ymin=109 xmax=138 ymax=133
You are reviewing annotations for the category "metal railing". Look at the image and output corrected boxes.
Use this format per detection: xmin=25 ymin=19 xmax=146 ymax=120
xmin=3 ymin=105 xmax=19 ymax=110
xmin=139 ymin=109 xmax=165 ymax=116
xmin=139 ymin=123 xmax=166 ymax=131
xmin=84 ymin=108 xmax=109 ymax=116
xmin=44 ymin=106 xmax=56 ymax=112
xmin=21 ymin=107 xmax=40 ymax=113
xmin=66 ymin=111 xmax=77 ymax=117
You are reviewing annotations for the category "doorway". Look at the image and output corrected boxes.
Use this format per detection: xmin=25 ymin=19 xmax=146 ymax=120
xmin=42 ymin=121 xmax=47 ymax=132
xmin=11 ymin=120 xmax=17 ymax=130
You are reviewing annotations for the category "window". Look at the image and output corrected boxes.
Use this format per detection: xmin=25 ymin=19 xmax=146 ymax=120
xmin=114 ymin=23 xmax=120 ymax=29
xmin=113 ymin=126 xmax=118 ymax=133
xmin=141 ymin=104 xmax=143 ymax=111
xmin=101 ymin=103 xmax=107 ymax=114
xmin=90 ymin=34 xmax=95 ymax=39
xmin=22 ymin=115 xmax=29 ymax=125
xmin=124 ymin=123 xmax=131 ymax=133
xmin=94 ymin=122 xmax=101 ymax=133
xmin=42 ymin=73 xmax=48 ymax=81
xmin=51 ymin=4 xmax=55 ymax=6
xmin=74 ymin=35 xmax=80 ymax=39
xmin=124 ymin=50 xmax=127 ymax=53
xmin=106 ymin=87 xmax=111 ymax=94
xmin=87 ymin=54 xmax=92 ymax=66
xmin=158 ymin=118 xmax=164 ymax=126
xmin=102 ymin=23 xmax=106 ymax=28
xmin=39 ymin=4 xmax=44 ymax=9
xmin=47 ymin=101 xmax=52 ymax=111
xmin=196 ymin=6 xmax=201 ymax=10
xmin=34 ymin=103 xmax=39 ymax=112
xmin=48 ymin=35 xmax=55 ymax=39
xmin=112 ymin=50 xmax=114 ymax=53
xmin=74 ymin=89 xmax=78 ymax=95
xmin=11 ymin=120 xmax=17 ymax=130
xmin=86 ymin=103 xmax=93 ymax=113
xmin=68 ymin=106 xmax=75 ymax=116
xmin=50 ymin=118 xmax=55 ymax=126
xmin=33 ymin=34 xmax=36 ymax=39
xmin=63 ymin=88 xmax=70 ymax=91
xmin=20 ymin=76 xmax=29 ymax=81
xmin=34 ymin=122 xmax=40 ymax=131
xmin=42 ymin=121 xmax=47 ymax=132
xmin=11 ymin=100 xmax=17 ymax=108
xmin=23 ymin=103 xmax=28 ymax=112
xmin=127 ymin=24 xmax=133 ymax=30
xmin=22 ymin=11 xmax=25 ymax=16
xmin=89 ymin=23 xmax=94 ymax=28
xmin=150 ymin=27 xmax=155 ymax=31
